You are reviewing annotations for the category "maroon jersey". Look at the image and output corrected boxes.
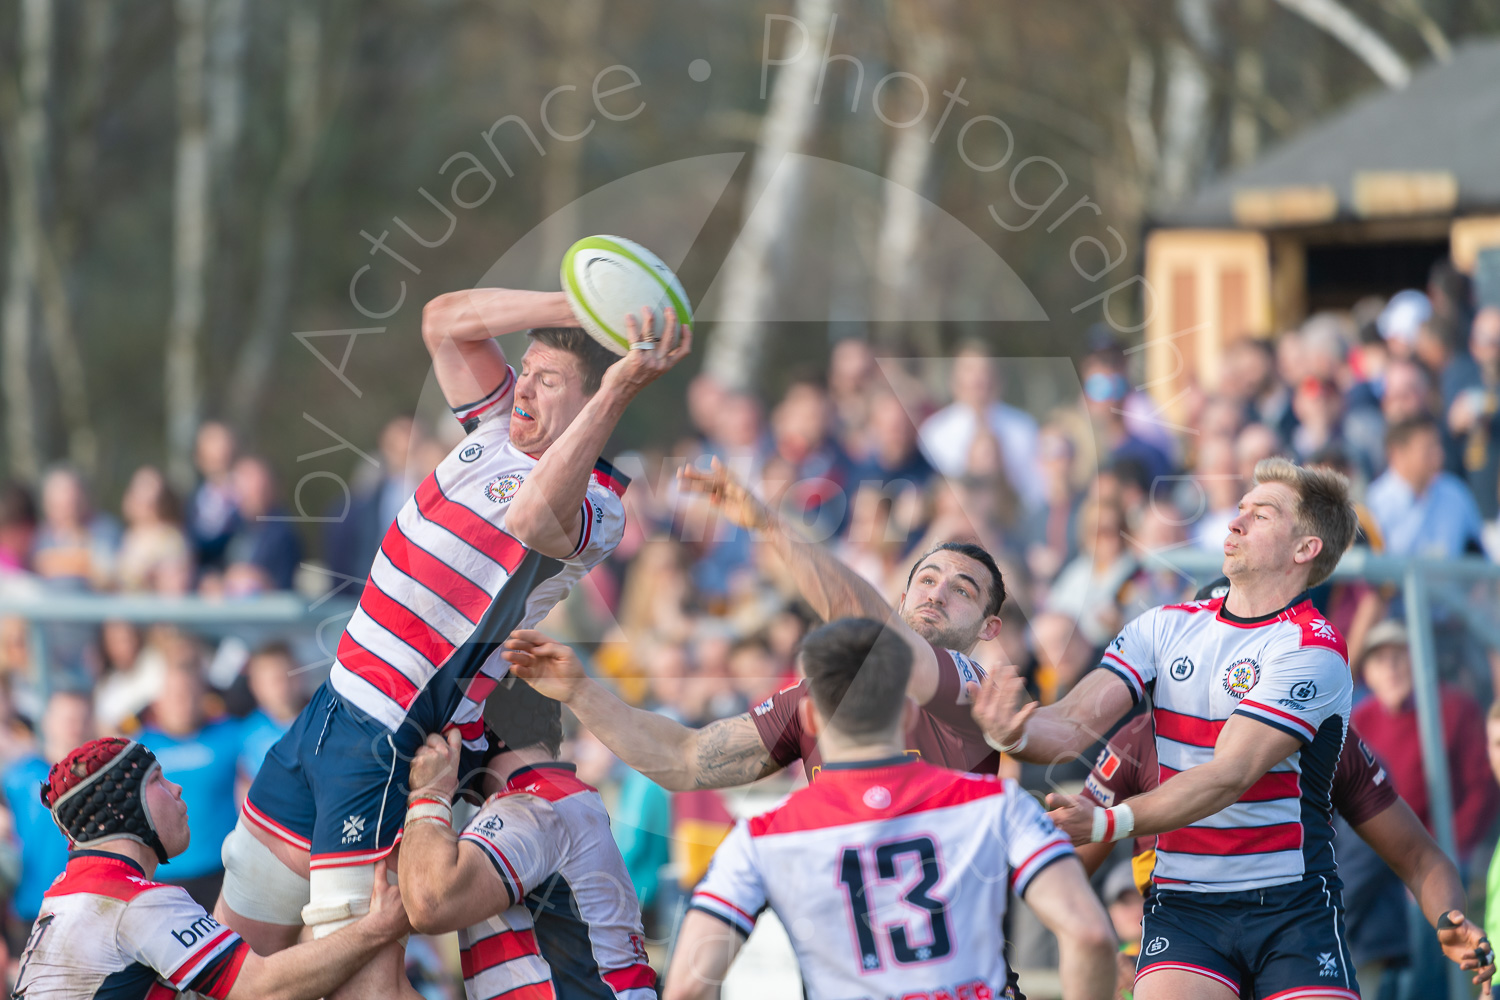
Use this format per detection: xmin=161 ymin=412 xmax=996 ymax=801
xmin=1081 ymin=710 xmax=1399 ymax=889
xmin=750 ymin=646 xmax=998 ymax=781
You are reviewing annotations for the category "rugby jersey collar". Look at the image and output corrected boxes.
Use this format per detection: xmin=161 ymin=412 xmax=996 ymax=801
xmin=504 ymin=761 xmax=578 ymax=791
xmin=67 ymin=849 xmax=146 ymax=877
xmin=818 ymin=753 xmax=918 ymax=773
xmin=1216 ymin=590 xmax=1311 ymax=628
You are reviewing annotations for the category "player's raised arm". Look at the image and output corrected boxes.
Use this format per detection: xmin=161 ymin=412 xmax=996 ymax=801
xmin=678 ymin=457 xmax=949 ymax=704
xmin=661 ymin=909 xmax=747 ymax=1000
xmin=503 ymin=630 xmax=781 ymax=790
xmin=971 ymin=665 xmax=1136 ymax=765
xmin=505 ymin=306 xmax=691 ymax=558
xmin=223 ymin=861 xmax=410 ymax=1000
xmin=421 ymin=288 xmax=577 ymax=408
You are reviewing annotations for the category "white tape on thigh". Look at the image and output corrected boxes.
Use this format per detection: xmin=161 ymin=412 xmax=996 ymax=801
xmin=303 ymin=863 xmax=377 ymax=938
xmin=220 ymin=818 xmax=311 ymax=925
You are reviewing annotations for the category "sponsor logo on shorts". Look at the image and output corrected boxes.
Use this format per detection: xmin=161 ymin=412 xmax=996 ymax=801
xmin=341 ymin=813 xmax=367 ymax=845
xmin=1318 ymin=951 xmax=1339 ymax=977
xmin=459 ymin=442 xmax=483 ymax=463
xmin=1290 ymin=680 xmax=1318 ymax=701
xmin=1144 ymin=936 xmax=1169 ymax=956
xmin=484 ymin=473 xmax=524 ymax=504
xmin=1084 ymin=773 xmax=1115 ymax=807
xmin=171 ymin=914 xmax=223 ymax=949
xmin=863 ymin=786 xmax=892 ymax=809
xmin=1223 ymin=658 xmax=1260 ymax=699
xmin=1169 ymin=656 xmax=1194 ymax=681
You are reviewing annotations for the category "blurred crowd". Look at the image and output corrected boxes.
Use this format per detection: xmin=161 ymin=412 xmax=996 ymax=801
xmin=0 ymin=260 xmax=1498 ymax=993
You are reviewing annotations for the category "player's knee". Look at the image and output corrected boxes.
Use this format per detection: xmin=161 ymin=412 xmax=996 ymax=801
xmin=302 ymin=864 xmax=380 ymax=939
xmin=221 ymin=818 xmax=310 ymax=927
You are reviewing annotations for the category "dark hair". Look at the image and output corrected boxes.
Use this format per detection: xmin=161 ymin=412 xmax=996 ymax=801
xmin=526 ymin=327 xmax=618 ymax=395
xmin=0 ymin=482 xmax=36 ymax=529
xmin=904 ymin=541 xmax=1006 ymax=618
xmin=1384 ymin=414 xmax=1440 ymax=452
xmin=801 ymin=618 xmax=912 ymax=740
xmin=482 ymin=674 xmax=563 ymax=757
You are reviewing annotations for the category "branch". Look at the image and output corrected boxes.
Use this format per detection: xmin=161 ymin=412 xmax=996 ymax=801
xmin=1272 ymin=0 xmax=1412 ymax=88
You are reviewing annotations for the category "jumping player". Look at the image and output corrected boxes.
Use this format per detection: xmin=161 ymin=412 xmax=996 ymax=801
xmin=216 ymin=288 xmax=689 ymax=997
xmin=507 ymin=460 xmax=1005 ymax=790
xmin=662 ymin=618 xmax=1117 ymax=1000
xmin=398 ymin=678 xmax=656 ymax=1000
xmin=15 ymin=738 xmax=409 ymax=999
xmin=974 ymin=457 xmax=1368 ymax=1000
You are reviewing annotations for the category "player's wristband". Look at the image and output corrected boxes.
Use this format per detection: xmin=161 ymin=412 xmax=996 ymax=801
xmin=406 ymin=797 xmax=452 ymax=828
xmin=1090 ymin=804 xmax=1136 ymax=843
xmin=983 ymin=729 xmax=1028 ymax=755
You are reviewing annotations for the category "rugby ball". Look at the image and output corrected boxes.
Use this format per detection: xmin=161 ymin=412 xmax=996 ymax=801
xmin=560 ymin=235 xmax=693 ymax=356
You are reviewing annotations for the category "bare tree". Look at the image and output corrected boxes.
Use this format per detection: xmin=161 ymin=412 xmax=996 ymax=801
xmin=165 ymin=0 xmax=214 ymax=489
xmin=703 ymin=0 xmax=836 ymax=390
xmin=532 ymin=0 xmax=603 ymax=286
xmin=1272 ymin=0 xmax=1413 ymax=87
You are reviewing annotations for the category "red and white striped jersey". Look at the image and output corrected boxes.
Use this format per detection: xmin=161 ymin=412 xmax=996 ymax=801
xmin=13 ymin=850 xmax=248 ymax=999
xmin=330 ymin=367 xmax=627 ymax=745
xmin=457 ymin=763 xmax=655 ymax=1000
xmin=1100 ymin=594 xmax=1352 ymax=892
xmin=690 ymin=758 xmax=1072 ymax=1000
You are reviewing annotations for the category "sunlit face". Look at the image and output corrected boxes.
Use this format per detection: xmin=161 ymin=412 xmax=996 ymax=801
xmin=1222 ymin=481 xmax=1318 ymax=585
xmin=1363 ymin=644 xmax=1413 ymax=713
xmin=898 ymin=550 xmax=1000 ymax=653
xmin=144 ymin=768 xmax=191 ymax=858
xmin=509 ymin=343 xmax=592 ymax=455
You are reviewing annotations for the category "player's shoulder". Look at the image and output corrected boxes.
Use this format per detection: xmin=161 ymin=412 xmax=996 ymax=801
xmin=1279 ymin=600 xmax=1348 ymax=661
xmin=938 ymin=647 xmax=987 ymax=683
xmin=1159 ymin=596 xmax=1222 ymax=617
xmin=588 ymin=457 xmax=630 ymax=504
xmin=46 ymin=854 xmax=182 ymax=906
xmin=495 ymin=763 xmax=598 ymax=805
xmin=748 ymin=761 xmax=1004 ymax=839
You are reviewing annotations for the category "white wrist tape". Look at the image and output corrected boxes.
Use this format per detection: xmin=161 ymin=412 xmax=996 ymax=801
xmin=983 ymin=730 xmax=1028 ymax=755
xmin=406 ymin=797 xmax=452 ymax=827
xmin=1089 ymin=804 xmax=1136 ymax=843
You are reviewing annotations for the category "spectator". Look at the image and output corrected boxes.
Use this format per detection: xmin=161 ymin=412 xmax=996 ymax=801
xmin=1352 ymin=620 xmax=1498 ymax=862
xmin=324 ymin=416 xmax=420 ymax=585
xmin=918 ymin=344 xmax=1042 ymax=509
xmin=1446 ymin=306 xmax=1500 ymax=519
xmin=1083 ymin=326 xmax=1178 ymax=460
xmin=116 ymin=465 xmax=193 ymax=594
xmin=1079 ymin=355 xmax=1172 ymax=485
xmin=92 ymin=620 xmax=165 ymax=734
xmin=221 ymin=455 xmax=303 ymax=591
xmin=1382 ymin=358 xmax=1436 ymax=425
xmin=0 ymin=483 xmax=37 ymax=576
xmin=1187 ymin=434 xmax=1241 ymax=552
xmin=0 ymin=690 xmax=92 ymax=954
xmin=1221 ymin=337 xmax=1295 ymax=443
xmin=1377 ymin=289 xmax=1431 ymax=363
xmin=848 ymin=390 xmax=934 ymax=496
xmin=725 ymin=635 xmax=779 ymax=705
xmin=135 ymin=636 xmax=244 ymax=908
xmin=826 ymin=337 xmax=878 ymax=456
xmin=1102 ymin=862 xmax=1144 ymax=996
xmin=768 ymin=379 xmax=852 ymax=536
xmin=1367 ymin=415 xmax=1484 ymax=558
xmin=238 ymin=642 xmax=305 ymax=782
xmin=1485 ymin=700 xmax=1500 ymax=950
xmin=185 ymin=420 xmax=240 ymax=572
xmin=31 ymin=466 xmax=118 ymax=589
xmin=1022 ymin=425 xmax=1084 ymax=586
xmin=1044 ymin=487 xmax=1135 ymax=648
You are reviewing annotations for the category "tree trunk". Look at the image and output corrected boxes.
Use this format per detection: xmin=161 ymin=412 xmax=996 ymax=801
xmin=701 ymin=0 xmax=835 ymax=391
xmin=533 ymin=0 xmax=602 ymax=287
xmin=1272 ymin=0 xmax=1412 ymax=87
xmin=1 ymin=0 xmax=54 ymax=482
xmin=227 ymin=1 xmax=327 ymax=432
xmin=165 ymin=0 xmax=213 ymax=490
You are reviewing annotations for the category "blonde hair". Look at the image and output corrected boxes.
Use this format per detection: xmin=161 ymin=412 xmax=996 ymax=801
xmin=1252 ymin=457 xmax=1358 ymax=587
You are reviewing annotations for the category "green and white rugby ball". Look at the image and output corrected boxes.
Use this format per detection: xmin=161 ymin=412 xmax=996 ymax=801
xmin=561 ymin=235 xmax=693 ymax=356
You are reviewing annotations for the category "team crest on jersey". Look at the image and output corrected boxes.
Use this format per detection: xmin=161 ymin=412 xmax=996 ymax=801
xmin=1223 ymin=658 xmax=1260 ymax=699
xmin=485 ymin=473 xmax=524 ymax=504
xmin=1308 ymin=618 xmax=1337 ymax=641
xmin=341 ymin=814 xmax=366 ymax=844
xmin=459 ymin=442 xmax=483 ymax=463
xmin=1169 ymin=656 xmax=1194 ymax=681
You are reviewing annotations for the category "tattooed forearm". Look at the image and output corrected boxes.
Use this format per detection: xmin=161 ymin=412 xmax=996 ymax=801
xmin=691 ymin=716 xmax=782 ymax=789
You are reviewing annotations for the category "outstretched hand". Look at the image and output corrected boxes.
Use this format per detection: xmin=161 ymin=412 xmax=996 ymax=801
xmin=1437 ymin=910 xmax=1495 ymax=994
xmin=969 ymin=664 xmax=1038 ymax=755
xmin=603 ymin=306 xmax=692 ymax=396
xmin=502 ymin=629 xmax=589 ymax=703
xmin=676 ymin=456 xmax=772 ymax=533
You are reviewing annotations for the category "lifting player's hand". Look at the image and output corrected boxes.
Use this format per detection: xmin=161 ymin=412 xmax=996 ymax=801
xmin=503 ymin=629 xmax=588 ymax=703
xmin=603 ymin=306 xmax=692 ymax=398
xmin=408 ymin=728 xmax=462 ymax=804
xmin=969 ymin=663 xmax=1038 ymax=753
xmin=676 ymin=456 xmax=772 ymax=532
xmin=1437 ymin=909 xmax=1495 ymax=995
xmin=366 ymin=858 xmax=413 ymax=943
xmin=1043 ymin=792 xmax=1098 ymax=846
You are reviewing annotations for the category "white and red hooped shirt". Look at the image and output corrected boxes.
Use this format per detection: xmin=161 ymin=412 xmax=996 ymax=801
xmin=12 ymin=851 xmax=248 ymax=999
xmin=456 ymin=763 xmax=655 ymax=1000
xmin=329 ymin=367 xmax=627 ymax=749
xmin=1099 ymin=593 xmax=1352 ymax=892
